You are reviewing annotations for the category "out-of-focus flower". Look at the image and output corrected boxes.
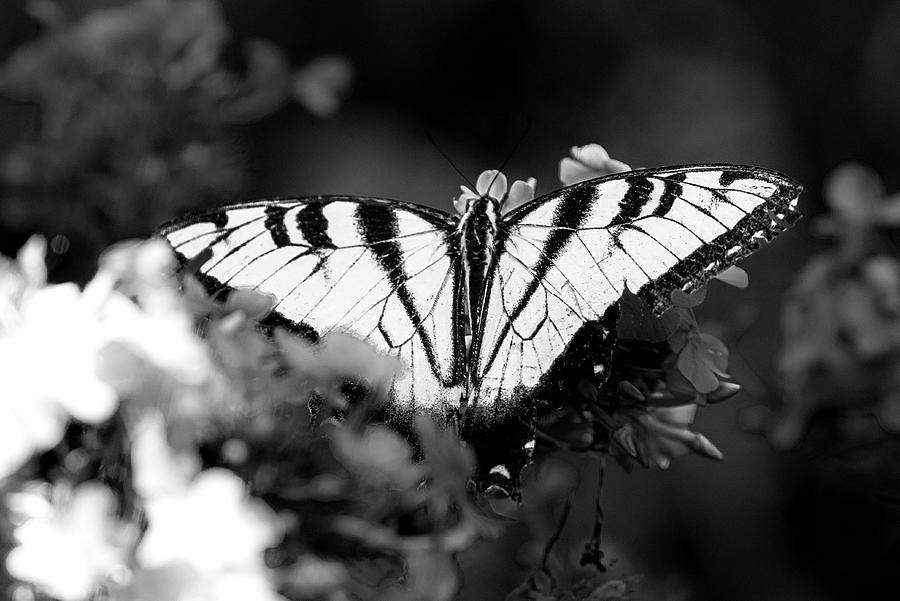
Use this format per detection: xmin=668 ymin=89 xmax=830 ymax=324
xmin=453 ymin=169 xmax=537 ymax=215
xmin=822 ymin=162 xmax=900 ymax=227
xmin=0 ymin=281 xmax=118 ymax=478
xmin=811 ymin=162 xmax=900 ymax=266
xmin=128 ymin=562 xmax=287 ymax=601
xmin=280 ymin=556 xmax=349 ymax=599
xmin=331 ymin=425 xmax=424 ymax=489
xmin=6 ymin=482 xmax=138 ymax=601
xmin=612 ymin=404 xmax=723 ymax=469
xmin=130 ymin=411 xmax=201 ymax=500
xmin=94 ymin=241 xmax=225 ymax=442
xmin=134 ymin=469 xmax=284 ymax=599
xmin=277 ymin=330 xmax=400 ymax=407
xmin=137 ymin=468 xmax=282 ymax=570
xmin=123 ymin=408 xmax=286 ymax=601
xmin=219 ymin=40 xmax=291 ymax=124
xmin=100 ymin=293 xmax=211 ymax=388
xmin=291 ymin=55 xmax=354 ymax=118
xmin=558 ymin=144 xmax=631 ymax=186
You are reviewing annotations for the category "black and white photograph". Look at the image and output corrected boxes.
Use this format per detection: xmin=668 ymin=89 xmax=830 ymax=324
xmin=0 ymin=1 xmax=898 ymax=600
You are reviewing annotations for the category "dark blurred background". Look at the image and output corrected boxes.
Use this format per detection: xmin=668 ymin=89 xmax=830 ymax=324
xmin=2 ymin=1 xmax=900 ymax=599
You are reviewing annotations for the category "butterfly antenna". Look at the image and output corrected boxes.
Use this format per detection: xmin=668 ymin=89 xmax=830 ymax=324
xmin=486 ymin=115 xmax=533 ymax=194
xmin=425 ymin=129 xmax=477 ymax=191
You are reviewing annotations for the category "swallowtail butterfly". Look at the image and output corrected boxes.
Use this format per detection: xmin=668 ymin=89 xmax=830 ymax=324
xmin=160 ymin=164 xmax=800 ymax=445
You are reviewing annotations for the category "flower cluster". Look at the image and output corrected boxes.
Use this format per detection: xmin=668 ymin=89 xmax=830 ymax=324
xmin=766 ymin=163 xmax=900 ymax=450
xmin=0 ymin=0 xmax=352 ymax=269
xmin=0 ymin=239 xmax=487 ymax=601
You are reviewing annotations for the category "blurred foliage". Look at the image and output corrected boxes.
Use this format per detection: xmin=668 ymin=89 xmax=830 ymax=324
xmin=0 ymin=0 xmax=351 ymax=278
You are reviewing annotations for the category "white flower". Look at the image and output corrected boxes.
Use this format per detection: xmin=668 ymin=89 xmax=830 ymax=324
xmin=131 ymin=467 xmax=285 ymax=601
xmin=95 ymin=240 xmax=214 ymax=392
xmin=101 ymin=292 xmax=212 ymax=387
xmin=131 ymin=411 xmax=201 ymax=501
xmin=125 ymin=414 xmax=287 ymax=600
xmin=559 ymin=144 xmax=631 ymax=186
xmin=137 ymin=469 xmax=283 ymax=574
xmin=6 ymin=482 xmax=138 ymax=601
xmin=0 ymin=283 xmax=118 ymax=479
xmin=453 ymin=169 xmax=537 ymax=215
xmin=128 ymin=563 xmax=287 ymax=601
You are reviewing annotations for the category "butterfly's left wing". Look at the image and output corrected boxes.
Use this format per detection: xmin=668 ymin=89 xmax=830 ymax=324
xmin=468 ymin=164 xmax=801 ymax=411
xmin=160 ymin=197 xmax=466 ymax=417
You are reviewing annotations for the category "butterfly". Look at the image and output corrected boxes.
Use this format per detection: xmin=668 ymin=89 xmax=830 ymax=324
xmin=159 ymin=164 xmax=800 ymax=435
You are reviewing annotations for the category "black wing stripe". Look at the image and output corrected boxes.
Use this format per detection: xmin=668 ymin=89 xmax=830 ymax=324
xmin=656 ymin=176 xmax=763 ymax=222
xmin=608 ymin=176 xmax=653 ymax=227
xmin=264 ymin=205 xmax=292 ymax=247
xmin=506 ymin=234 xmax=594 ymax=316
xmin=476 ymin=187 xmax=593 ymax=376
xmin=356 ymin=203 xmax=456 ymax=384
xmin=296 ymin=203 xmax=338 ymax=249
xmin=374 ymin=253 xmax=454 ymax=348
xmin=653 ymin=179 xmax=681 ymax=217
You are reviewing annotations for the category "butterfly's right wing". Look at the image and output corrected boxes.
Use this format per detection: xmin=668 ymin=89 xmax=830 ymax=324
xmin=469 ymin=165 xmax=801 ymax=411
xmin=160 ymin=197 xmax=466 ymax=416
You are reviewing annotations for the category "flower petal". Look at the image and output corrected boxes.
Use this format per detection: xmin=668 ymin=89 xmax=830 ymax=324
xmin=571 ymin=143 xmax=611 ymax=165
xmin=453 ymin=185 xmax=478 ymax=215
xmin=475 ymin=170 xmax=507 ymax=200
xmin=559 ymin=144 xmax=631 ymax=186
xmin=504 ymin=177 xmax=536 ymax=213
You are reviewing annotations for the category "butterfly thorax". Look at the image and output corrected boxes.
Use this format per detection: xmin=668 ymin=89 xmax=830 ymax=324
xmin=458 ymin=195 xmax=501 ymax=337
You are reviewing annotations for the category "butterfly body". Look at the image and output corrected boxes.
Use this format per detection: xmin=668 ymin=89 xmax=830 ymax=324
xmin=458 ymin=194 xmax=501 ymax=350
xmin=160 ymin=165 xmax=801 ymax=441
